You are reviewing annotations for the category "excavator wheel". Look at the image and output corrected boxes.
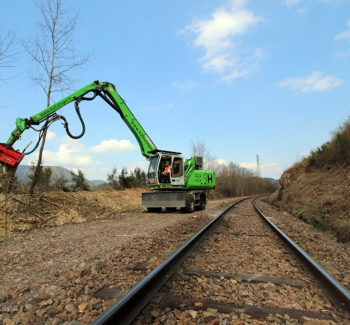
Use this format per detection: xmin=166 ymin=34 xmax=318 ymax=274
xmin=196 ymin=193 xmax=207 ymax=211
xmin=181 ymin=195 xmax=195 ymax=213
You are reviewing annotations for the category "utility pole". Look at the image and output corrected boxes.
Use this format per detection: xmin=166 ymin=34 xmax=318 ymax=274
xmin=256 ymin=154 xmax=261 ymax=178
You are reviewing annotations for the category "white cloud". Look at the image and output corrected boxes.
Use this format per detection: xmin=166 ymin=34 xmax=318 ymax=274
xmin=284 ymin=0 xmax=302 ymax=7
xmin=240 ymin=162 xmax=278 ymax=169
xmin=21 ymin=137 xmax=140 ymax=180
xmin=240 ymin=161 xmax=283 ymax=178
xmin=46 ymin=131 xmax=56 ymax=141
xmin=181 ymin=0 xmax=262 ymax=82
xmin=335 ymin=19 xmax=350 ymax=41
xmin=335 ymin=31 xmax=350 ymax=41
xmin=277 ymin=71 xmax=343 ymax=93
xmin=215 ymin=158 xmax=227 ymax=165
xmin=35 ymin=140 xmax=93 ymax=167
xmin=335 ymin=19 xmax=350 ymax=57
xmin=240 ymin=161 xmax=258 ymax=169
xmin=89 ymin=139 xmax=137 ymax=154
xmin=45 ymin=144 xmax=92 ymax=166
xmin=172 ymin=80 xmax=199 ymax=90
xmin=284 ymin=0 xmax=332 ymax=8
xmin=335 ymin=49 xmax=350 ymax=58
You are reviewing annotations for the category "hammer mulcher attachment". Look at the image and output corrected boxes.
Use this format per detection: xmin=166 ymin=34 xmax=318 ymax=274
xmin=0 ymin=143 xmax=24 ymax=172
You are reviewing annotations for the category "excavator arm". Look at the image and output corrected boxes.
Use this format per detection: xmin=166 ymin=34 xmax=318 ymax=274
xmin=1 ymin=80 xmax=157 ymax=172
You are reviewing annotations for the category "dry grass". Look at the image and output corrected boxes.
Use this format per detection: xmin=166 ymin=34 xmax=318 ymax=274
xmin=271 ymin=166 xmax=350 ymax=242
xmin=0 ymin=188 xmax=147 ymax=236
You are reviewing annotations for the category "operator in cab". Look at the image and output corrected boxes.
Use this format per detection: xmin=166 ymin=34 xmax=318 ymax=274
xmin=161 ymin=161 xmax=171 ymax=183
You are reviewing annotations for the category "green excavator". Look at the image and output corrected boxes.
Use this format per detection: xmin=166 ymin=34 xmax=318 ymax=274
xmin=0 ymin=81 xmax=215 ymax=212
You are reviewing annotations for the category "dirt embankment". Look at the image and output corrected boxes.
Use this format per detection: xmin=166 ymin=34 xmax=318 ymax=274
xmin=270 ymin=163 xmax=350 ymax=242
xmin=0 ymin=188 xmax=147 ymax=237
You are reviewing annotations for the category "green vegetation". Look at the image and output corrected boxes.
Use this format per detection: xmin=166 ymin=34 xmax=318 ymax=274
xmin=308 ymin=118 xmax=350 ymax=169
xmin=107 ymin=167 xmax=146 ymax=190
xmin=70 ymin=169 xmax=90 ymax=191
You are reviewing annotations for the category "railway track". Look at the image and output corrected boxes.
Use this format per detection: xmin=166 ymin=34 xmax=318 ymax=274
xmin=93 ymin=198 xmax=350 ymax=324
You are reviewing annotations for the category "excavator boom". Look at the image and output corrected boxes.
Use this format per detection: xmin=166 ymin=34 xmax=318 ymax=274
xmin=1 ymin=80 xmax=215 ymax=212
xmin=1 ymin=81 xmax=157 ymax=172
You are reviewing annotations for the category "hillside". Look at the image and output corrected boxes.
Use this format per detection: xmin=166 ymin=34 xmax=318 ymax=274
xmin=15 ymin=165 xmax=106 ymax=187
xmin=271 ymin=119 xmax=350 ymax=242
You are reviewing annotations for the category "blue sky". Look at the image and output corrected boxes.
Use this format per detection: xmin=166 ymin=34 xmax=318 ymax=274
xmin=1 ymin=0 xmax=350 ymax=180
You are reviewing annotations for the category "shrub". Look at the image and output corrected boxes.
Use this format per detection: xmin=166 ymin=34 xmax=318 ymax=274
xmin=107 ymin=168 xmax=121 ymax=190
xmin=70 ymin=169 xmax=90 ymax=191
xmin=306 ymin=117 xmax=350 ymax=170
xmin=107 ymin=167 xmax=146 ymax=190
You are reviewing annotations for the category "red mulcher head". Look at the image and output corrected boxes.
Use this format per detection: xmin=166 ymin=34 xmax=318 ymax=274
xmin=0 ymin=143 xmax=24 ymax=169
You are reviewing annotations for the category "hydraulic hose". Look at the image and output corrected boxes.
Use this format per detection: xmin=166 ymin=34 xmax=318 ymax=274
xmin=25 ymin=120 xmax=51 ymax=155
xmin=61 ymin=101 xmax=86 ymax=139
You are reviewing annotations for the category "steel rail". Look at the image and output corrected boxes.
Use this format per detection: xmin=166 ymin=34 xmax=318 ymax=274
xmin=253 ymin=200 xmax=350 ymax=311
xmin=92 ymin=197 xmax=249 ymax=325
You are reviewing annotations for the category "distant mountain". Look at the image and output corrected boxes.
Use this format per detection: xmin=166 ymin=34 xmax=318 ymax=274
xmin=15 ymin=165 xmax=107 ymax=187
xmin=263 ymin=177 xmax=280 ymax=184
xmin=88 ymin=179 xmax=108 ymax=187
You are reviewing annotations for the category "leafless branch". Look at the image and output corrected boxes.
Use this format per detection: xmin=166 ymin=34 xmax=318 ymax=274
xmin=23 ymin=0 xmax=91 ymax=101
xmin=23 ymin=0 xmax=91 ymax=194
xmin=0 ymin=30 xmax=19 ymax=70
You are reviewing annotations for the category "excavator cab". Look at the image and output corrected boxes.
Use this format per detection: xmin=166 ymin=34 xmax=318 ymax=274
xmin=147 ymin=150 xmax=184 ymax=188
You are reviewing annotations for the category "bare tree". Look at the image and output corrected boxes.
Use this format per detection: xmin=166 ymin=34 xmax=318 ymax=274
xmin=191 ymin=140 xmax=218 ymax=172
xmin=24 ymin=0 xmax=90 ymax=193
xmin=0 ymin=30 xmax=18 ymax=79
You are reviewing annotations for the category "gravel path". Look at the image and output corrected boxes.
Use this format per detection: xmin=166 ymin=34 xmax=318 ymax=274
xmin=135 ymin=198 xmax=350 ymax=324
xmin=0 ymin=198 xmax=235 ymax=324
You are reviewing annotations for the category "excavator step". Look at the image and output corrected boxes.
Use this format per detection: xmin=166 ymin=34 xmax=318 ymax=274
xmin=0 ymin=144 xmax=24 ymax=167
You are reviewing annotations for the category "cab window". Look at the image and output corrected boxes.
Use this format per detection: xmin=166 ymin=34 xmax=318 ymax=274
xmin=148 ymin=156 xmax=158 ymax=179
xmin=171 ymin=157 xmax=183 ymax=177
